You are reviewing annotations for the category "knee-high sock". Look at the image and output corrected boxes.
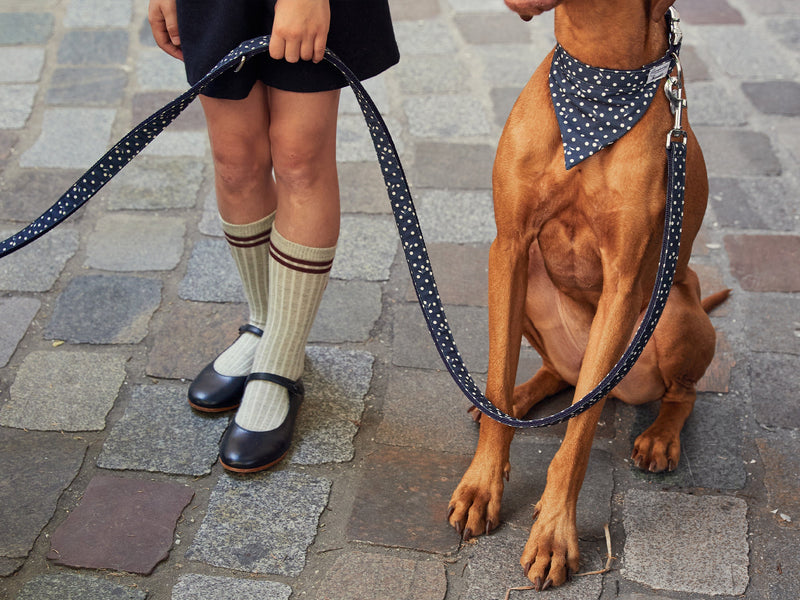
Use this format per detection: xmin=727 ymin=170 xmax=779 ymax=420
xmin=234 ymin=228 xmax=335 ymax=431
xmin=213 ymin=212 xmax=275 ymax=377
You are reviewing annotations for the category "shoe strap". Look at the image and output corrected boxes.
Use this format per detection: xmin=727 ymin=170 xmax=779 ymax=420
xmin=246 ymin=372 xmax=302 ymax=395
xmin=238 ymin=324 xmax=264 ymax=337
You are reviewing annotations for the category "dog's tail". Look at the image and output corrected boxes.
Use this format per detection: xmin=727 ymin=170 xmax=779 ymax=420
xmin=702 ymin=289 xmax=732 ymax=313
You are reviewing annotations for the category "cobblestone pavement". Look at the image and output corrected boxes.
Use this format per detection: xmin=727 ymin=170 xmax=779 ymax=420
xmin=1 ymin=0 xmax=798 ymax=598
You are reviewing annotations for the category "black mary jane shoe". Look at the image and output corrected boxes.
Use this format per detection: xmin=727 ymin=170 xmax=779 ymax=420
xmin=187 ymin=324 xmax=264 ymax=413
xmin=218 ymin=373 xmax=304 ymax=473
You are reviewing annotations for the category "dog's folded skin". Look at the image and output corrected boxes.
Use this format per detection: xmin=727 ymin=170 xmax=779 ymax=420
xmin=448 ymin=0 xmax=726 ymax=590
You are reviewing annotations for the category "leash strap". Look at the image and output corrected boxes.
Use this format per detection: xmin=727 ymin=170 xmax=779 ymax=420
xmin=0 ymin=34 xmax=686 ymax=428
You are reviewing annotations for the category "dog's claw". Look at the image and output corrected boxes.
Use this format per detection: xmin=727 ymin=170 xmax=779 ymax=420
xmin=447 ymin=505 xmax=455 ymax=519
xmin=485 ymin=519 xmax=494 ymax=536
xmin=668 ymin=459 xmax=676 ymax=471
xmin=542 ymin=578 xmax=553 ymax=591
xmin=523 ymin=561 xmax=532 ymax=577
xmin=533 ymin=576 xmax=542 ymax=592
xmin=455 ymin=521 xmax=463 ymax=536
xmin=462 ymin=527 xmax=472 ymax=541
xmin=532 ymin=506 xmax=540 ymax=521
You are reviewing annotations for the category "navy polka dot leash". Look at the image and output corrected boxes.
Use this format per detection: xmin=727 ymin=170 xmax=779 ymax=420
xmin=0 ymin=11 xmax=688 ymax=428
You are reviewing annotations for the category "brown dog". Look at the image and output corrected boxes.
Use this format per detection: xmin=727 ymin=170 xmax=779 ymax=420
xmin=447 ymin=0 xmax=728 ymax=590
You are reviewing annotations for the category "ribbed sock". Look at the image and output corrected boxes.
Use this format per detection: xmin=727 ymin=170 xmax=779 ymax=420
xmin=213 ymin=212 xmax=275 ymax=377
xmin=234 ymin=228 xmax=335 ymax=431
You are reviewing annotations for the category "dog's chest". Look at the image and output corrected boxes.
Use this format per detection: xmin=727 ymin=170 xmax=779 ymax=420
xmin=537 ymin=217 xmax=602 ymax=294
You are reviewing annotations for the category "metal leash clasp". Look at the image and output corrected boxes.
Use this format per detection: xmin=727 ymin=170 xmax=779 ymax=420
xmin=665 ymin=52 xmax=687 ymax=149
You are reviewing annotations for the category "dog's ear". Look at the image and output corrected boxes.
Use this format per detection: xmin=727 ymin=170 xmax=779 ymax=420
xmin=650 ymin=0 xmax=676 ymax=22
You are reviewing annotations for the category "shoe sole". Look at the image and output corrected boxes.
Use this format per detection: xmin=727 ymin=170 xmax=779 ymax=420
xmin=188 ymin=400 xmax=240 ymax=413
xmin=218 ymin=449 xmax=289 ymax=474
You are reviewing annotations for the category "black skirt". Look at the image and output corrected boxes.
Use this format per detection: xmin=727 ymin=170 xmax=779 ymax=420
xmin=176 ymin=0 xmax=399 ymax=99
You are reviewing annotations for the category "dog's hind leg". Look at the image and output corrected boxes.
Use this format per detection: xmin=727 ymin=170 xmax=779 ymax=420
xmin=631 ymin=383 xmax=695 ymax=472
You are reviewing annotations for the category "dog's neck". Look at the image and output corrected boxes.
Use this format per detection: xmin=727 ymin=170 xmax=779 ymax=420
xmin=554 ymin=0 xmax=669 ymax=70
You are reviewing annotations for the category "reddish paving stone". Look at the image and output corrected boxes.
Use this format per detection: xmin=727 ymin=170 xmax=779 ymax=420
xmin=724 ymin=234 xmax=800 ymax=292
xmin=405 ymin=243 xmax=489 ymax=307
xmin=411 ymin=141 xmax=494 ymax=190
xmin=47 ymin=475 xmax=193 ymax=574
xmin=695 ymin=127 xmax=782 ymax=177
xmin=346 ymin=445 xmax=468 ymax=554
xmin=675 ymin=0 xmax=744 ymax=24
xmin=146 ymin=300 xmax=248 ymax=380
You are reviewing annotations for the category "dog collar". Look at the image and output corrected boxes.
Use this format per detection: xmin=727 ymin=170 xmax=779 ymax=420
xmin=550 ymin=10 xmax=682 ymax=170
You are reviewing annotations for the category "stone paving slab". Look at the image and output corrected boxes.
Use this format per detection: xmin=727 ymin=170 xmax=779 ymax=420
xmin=0 ymin=12 xmax=53 ymax=44
xmin=289 ymin=346 xmax=373 ymax=465
xmin=459 ymin=526 xmax=605 ymax=600
xmin=63 ymin=0 xmax=132 ymax=28
xmin=187 ymin=470 xmax=331 ymax=576
xmin=0 ymin=427 xmax=86 ymax=558
xmin=622 ymin=489 xmax=748 ymax=596
xmin=44 ymin=274 xmax=162 ymax=344
xmin=725 ymin=234 xmax=800 ymax=292
xmin=85 ymin=213 xmax=185 ymax=271
xmin=0 ymin=228 xmax=78 ymax=292
xmin=339 ymin=161 xmax=393 ymax=214
xmin=336 ymin=113 xmax=405 ymax=162
xmin=756 ymin=428 xmax=800 ymax=526
xmin=404 ymin=96 xmax=492 ymax=138
xmin=103 ymin=157 xmax=205 ymax=210
xmin=332 ymin=214 xmax=397 ymax=281
xmin=0 ymin=84 xmax=37 ymax=128
xmin=347 ymin=445 xmax=468 ymax=554
xmin=0 ymin=168 xmax=85 ymax=223
xmin=47 ymin=474 xmax=193 ymax=575
xmin=0 ymin=296 xmax=39 ymax=367
xmin=1 ymin=350 xmax=127 ymax=431
xmin=742 ymin=292 xmax=800 ymax=355
xmin=392 ymin=54 xmax=471 ymax=95
xmin=748 ymin=352 xmax=800 ymax=430
xmin=179 ymin=239 xmax=246 ymax=303
xmin=19 ymin=108 xmax=116 ymax=169
xmin=97 ymin=383 xmax=227 ymax=476
xmin=405 ymin=243 xmax=489 ymax=306
xmin=411 ymin=142 xmax=494 ymax=190
xmin=15 ymin=573 xmax=147 ymax=600
xmin=0 ymin=47 xmax=45 ymax=83
xmin=709 ymin=176 xmax=799 ymax=231
xmin=172 ymin=574 xmax=292 ymax=600
xmin=56 ymin=29 xmax=128 ymax=65
xmin=323 ymin=551 xmax=447 ymax=600
xmin=45 ymin=66 xmax=128 ymax=106
xmin=309 ymin=279 xmax=383 ymax=343
xmin=416 ymin=189 xmax=496 ymax=243
xmin=695 ymin=127 xmax=782 ymax=177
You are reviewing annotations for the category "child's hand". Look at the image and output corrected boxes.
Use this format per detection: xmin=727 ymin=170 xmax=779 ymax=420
xmin=270 ymin=0 xmax=330 ymax=64
xmin=148 ymin=0 xmax=183 ymax=60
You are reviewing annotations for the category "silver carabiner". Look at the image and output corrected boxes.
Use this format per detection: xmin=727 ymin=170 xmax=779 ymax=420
xmin=664 ymin=52 xmax=687 ymax=148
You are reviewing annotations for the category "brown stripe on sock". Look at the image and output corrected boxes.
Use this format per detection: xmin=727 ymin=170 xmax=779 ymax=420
xmin=269 ymin=244 xmax=333 ymax=274
xmin=225 ymin=231 xmax=271 ymax=248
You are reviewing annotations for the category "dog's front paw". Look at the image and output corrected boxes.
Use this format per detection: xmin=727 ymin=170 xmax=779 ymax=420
xmin=448 ymin=461 xmax=508 ymax=540
xmin=632 ymin=424 xmax=681 ymax=472
xmin=520 ymin=502 xmax=580 ymax=590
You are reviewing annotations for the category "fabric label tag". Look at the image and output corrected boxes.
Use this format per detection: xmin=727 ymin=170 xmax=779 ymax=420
xmin=646 ymin=60 xmax=671 ymax=84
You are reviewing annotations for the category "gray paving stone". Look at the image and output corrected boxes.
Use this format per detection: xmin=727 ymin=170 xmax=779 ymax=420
xmin=45 ymin=67 xmax=127 ymax=105
xmin=766 ymin=16 xmax=800 ymax=51
xmin=0 ymin=84 xmax=37 ymax=128
xmin=389 ymin=0 xmax=440 ymax=20
xmin=698 ymin=26 xmax=798 ymax=80
xmin=85 ymin=213 xmax=185 ymax=271
xmin=743 ymin=292 xmax=800 ymax=354
xmin=339 ymin=161 xmax=392 ymax=214
xmin=323 ymin=552 xmax=447 ymax=600
xmin=689 ymin=81 xmax=749 ymax=126
xmin=416 ymin=189 xmax=496 ymax=243
xmin=695 ymin=127 xmax=782 ymax=177
xmin=404 ymin=95 xmax=492 ymax=138
xmin=391 ymin=54 xmax=470 ymax=95
xmin=179 ymin=239 xmax=246 ymax=303
xmin=172 ymin=574 xmax=292 ymax=600
xmin=20 ymin=108 xmax=116 ymax=169
xmin=459 ymin=527 xmax=604 ymax=600
xmin=136 ymin=48 xmax=188 ymax=91
xmin=338 ymin=74 xmax=389 ymax=115
xmin=749 ymin=352 xmax=800 ymax=429
xmin=708 ymin=177 xmax=798 ymax=231
xmin=393 ymin=302 xmax=489 ymax=373
xmin=623 ymin=489 xmax=748 ymax=595
xmin=63 ymin=0 xmax=132 ymax=28
xmin=405 ymin=243 xmax=489 ymax=306
xmin=473 ymin=44 xmax=555 ymax=88
xmin=756 ymin=428 xmax=800 ymax=526
xmin=332 ymin=214 xmax=397 ymax=281
xmin=290 ymin=346 xmax=373 ymax=465
xmin=0 ymin=168 xmax=84 ymax=222
xmin=103 ymin=156 xmax=205 ymax=210
xmin=626 ymin=395 xmax=747 ymax=490
xmin=742 ymin=80 xmax=800 ymax=116
xmin=186 ymin=470 xmax=331 ymax=576
xmin=0 ymin=427 xmax=86 ymax=558
xmin=1 ymin=350 xmax=127 ymax=431
xmin=336 ymin=112 xmax=404 ymax=162
xmin=0 ymin=296 xmax=40 ymax=367
xmin=15 ymin=573 xmax=146 ymax=600
xmin=56 ymin=29 xmax=128 ymax=65
xmin=143 ymin=130 xmax=209 ymax=157
xmin=447 ymin=0 xmax=507 ymax=13
xmin=392 ymin=20 xmax=458 ymax=56
xmin=0 ymin=228 xmax=78 ymax=292
xmin=455 ymin=12 xmax=532 ymax=44
xmin=97 ymin=383 xmax=227 ymax=476
xmin=0 ymin=557 xmax=23 ymax=577
xmin=131 ymin=91 xmax=207 ymax=131
xmin=198 ymin=188 xmax=224 ymax=236
xmin=309 ymin=279 xmax=382 ymax=343
xmin=0 ymin=12 xmax=53 ymax=44
xmin=0 ymin=47 xmax=44 ymax=82
xmin=491 ymin=86 xmax=523 ymax=129
xmin=411 ymin=142 xmax=494 ymax=189
xmin=376 ymin=367 xmax=479 ymax=455
xmin=45 ymin=275 xmax=162 ymax=344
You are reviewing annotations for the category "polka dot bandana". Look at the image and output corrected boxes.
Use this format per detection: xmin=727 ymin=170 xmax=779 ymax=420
xmin=0 ymin=22 xmax=688 ymax=428
xmin=550 ymin=12 xmax=681 ymax=170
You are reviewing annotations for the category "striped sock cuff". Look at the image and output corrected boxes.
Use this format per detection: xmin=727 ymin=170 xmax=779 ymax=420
xmin=221 ymin=212 xmax=275 ymax=249
xmin=269 ymin=228 xmax=336 ymax=275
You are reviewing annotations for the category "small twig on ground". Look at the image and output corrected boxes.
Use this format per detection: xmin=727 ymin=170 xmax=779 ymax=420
xmin=574 ymin=523 xmax=616 ymax=577
xmin=504 ymin=585 xmax=535 ymax=600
